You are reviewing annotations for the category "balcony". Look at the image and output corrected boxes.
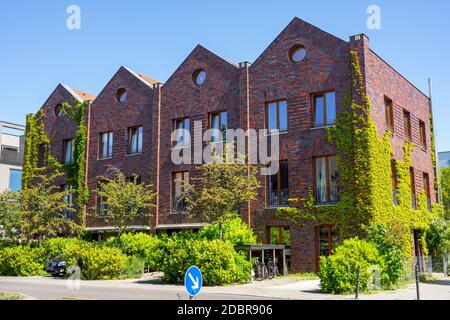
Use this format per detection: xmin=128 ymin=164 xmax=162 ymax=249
xmin=267 ymin=189 xmax=289 ymax=208
xmin=0 ymin=147 xmax=23 ymax=166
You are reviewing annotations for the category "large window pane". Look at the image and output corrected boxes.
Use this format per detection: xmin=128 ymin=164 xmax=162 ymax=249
xmin=279 ymin=100 xmax=288 ymax=132
xmin=137 ymin=127 xmax=143 ymax=153
xmin=325 ymin=92 xmax=336 ymax=125
xmin=314 ymin=96 xmax=324 ymax=127
xmin=108 ymin=132 xmax=113 ymax=157
xmin=328 ymin=156 xmax=339 ymax=202
xmin=184 ymin=118 xmax=190 ymax=145
xmin=315 ymin=157 xmax=327 ymax=203
xmin=9 ymin=169 xmax=22 ymax=192
xmin=268 ymin=102 xmax=277 ymax=133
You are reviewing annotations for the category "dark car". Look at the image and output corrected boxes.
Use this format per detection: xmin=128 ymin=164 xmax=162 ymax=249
xmin=46 ymin=257 xmax=67 ymax=277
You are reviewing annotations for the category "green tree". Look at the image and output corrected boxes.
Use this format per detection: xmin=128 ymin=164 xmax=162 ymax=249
xmin=20 ymin=171 xmax=82 ymax=241
xmin=184 ymin=153 xmax=259 ymax=240
xmin=0 ymin=191 xmax=21 ymax=240
xmin=441 ymin=167 xmax=450 ymax=218
xmin=95 ymin=170 xmax=155 ymax=241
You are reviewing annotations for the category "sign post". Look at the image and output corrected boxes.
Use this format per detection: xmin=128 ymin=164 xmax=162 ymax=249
xmin=184 ymin=266 xmax=203 ymax=299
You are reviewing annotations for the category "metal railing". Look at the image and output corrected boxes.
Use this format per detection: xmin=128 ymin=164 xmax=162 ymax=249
xmin=267 ymin=189 xmax=289 ymax=207
xmin=172 ymin=196 xmax=188 ymax=212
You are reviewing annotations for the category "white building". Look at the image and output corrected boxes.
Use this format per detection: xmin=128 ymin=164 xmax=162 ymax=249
xmin=439 ymin=151 xmax=450 ymax=169
xmin=0 ymin=121 xmax=25 ymax=192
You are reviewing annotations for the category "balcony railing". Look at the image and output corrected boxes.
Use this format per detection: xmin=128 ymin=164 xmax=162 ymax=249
xmin=267 ymin=189 xmax=289 ymax=208
xmin=172 ymin=196 xmax=188 ymax=212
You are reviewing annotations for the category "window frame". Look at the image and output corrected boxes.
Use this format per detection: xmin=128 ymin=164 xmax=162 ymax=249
xmin=98 ymin=131 xmax=113 ymax=160
xmin=38 ymin=144 xmax=49 ymax=167
xmin=97 ymin=180 xmax=108 ymax=216
xmin=127 ymin=126 xmax=143 ymax=155
xmin=410 ymin=167 xmax=417 ymax=209
xmin=171 ymin=171 xmax=189 ymax=213
xmin=8 ymin=169 xmax=22 ymax=192
xmin=315 ymin=224 xmax=339 ymax=269
xmin=423 ymin=172 xmax=431 ymax=211
xmin=62 ymin=138 xmax=74 ymax=164
xmin=208 ymin=110 xmax=228 ymax=142
xmin=313 ymin=155 xmax=339 ymax=205
xmin=419 ymin=120 xmax=427 ymax=150
xmin=403 ymin=110 xmax=412 ymax=142
xmin=266 ymin=160 xmax=289 ymax=208
xmin=311 ymin=91 xmax=336 ymax=128
xmin=264 ymin=99 xmax=288 ymax=135
xmin=172 ymin=117 xmax=191 ymax=148
xmin=385 ymin=96 xmax=394 ymax=132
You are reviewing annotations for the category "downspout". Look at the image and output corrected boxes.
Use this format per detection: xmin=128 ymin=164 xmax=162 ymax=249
xmin=428 ymin=78 xmax=442 ymax=204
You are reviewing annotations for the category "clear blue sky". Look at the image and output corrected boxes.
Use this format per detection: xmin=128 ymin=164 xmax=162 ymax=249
xmin=1 ymin=0 xmax=449 ymax=152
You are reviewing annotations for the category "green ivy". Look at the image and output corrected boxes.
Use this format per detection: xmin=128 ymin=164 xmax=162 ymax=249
xmin=277 ymin=50 xmax=443 ymax=257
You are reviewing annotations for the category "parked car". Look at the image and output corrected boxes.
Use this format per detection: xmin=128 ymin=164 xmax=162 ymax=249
xmin=46 ymin=256 xmax=67 ymax=277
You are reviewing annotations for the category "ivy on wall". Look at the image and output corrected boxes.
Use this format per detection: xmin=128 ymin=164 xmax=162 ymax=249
xmin=277 ymin=50 xmax=443 ymax=257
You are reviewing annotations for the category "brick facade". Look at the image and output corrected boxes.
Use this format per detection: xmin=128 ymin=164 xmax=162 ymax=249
xmin=34 ymin=17 xmax=437 ymax=272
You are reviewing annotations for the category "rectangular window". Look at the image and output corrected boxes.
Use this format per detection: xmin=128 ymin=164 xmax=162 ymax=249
xmin=313 ymin=91 xmax=336 ymax=127
xmin=172 ymin=171 xmax=189 ymax=212
xmin=209 ymin=111 xmax=227 ymax=142
xmin=265 ymin=100 xmax=288 ymax=134
xmin=63 ymin=139 xmax=74 ymax=164
xmin=1 ymin=146 xmax=19 ymax=166
xmin=410 ymin=167 xmax=417 ymax=209
xmin=99 ymin=132 xmax=113 ymax=159
xmin=403 ymin=110 xmax=412 ymax=141
xmin=314 ymin=156 xmax=339 ymax=204
xmin=97 ymin=181 xmax=108 ymax=215
xmin=38 ymin=144 xmax=49 ymax=167
xmin=316 ymin=225 xmax=339 ymax=259
xmin=419 ymin=120 xmax=427 ymax=149
xmin=423 ymin=173 xmax=431 ymax=211
xmin=267 ymin=160 xmax=289 ymax=207
xmin=268 ymin=226 xmax=291 ymax=246
xmin=392 ymin=161 xmax=398 ymax=205
xmin=127 ymin=126 xmax=143 ymax=155
xmin=385 ymin=97 xmax=394 ymax=131
xmin=173 ymin=117 xmax=190 ymax=147
xmin=61 ymin=184 xmax=74 ymax=218
xmin=9 ymin=169 xmax=22 ymax=192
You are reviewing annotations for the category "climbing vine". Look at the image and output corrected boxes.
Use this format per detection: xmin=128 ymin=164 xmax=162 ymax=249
xmin=277 ymin=50 xmax=443 ymax=257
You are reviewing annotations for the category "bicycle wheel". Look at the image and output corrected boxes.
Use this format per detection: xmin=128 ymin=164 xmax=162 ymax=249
xmin=267 ymin=261 xmax=275 ymax=279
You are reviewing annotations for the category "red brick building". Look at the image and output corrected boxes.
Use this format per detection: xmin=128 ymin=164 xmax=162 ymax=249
xmin=33 ymin=18 xmax=437 ymax=272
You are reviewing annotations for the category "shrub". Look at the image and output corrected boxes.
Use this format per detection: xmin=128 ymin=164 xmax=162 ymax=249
xmin=366 ymin=224 xmax=404 ymax=287
xmin=0 ymin=245 xmax=46 ymax=276
xmin=319 ymin=238 xmax=388 ymax=294
xmin=198 ymin=216 xmax=257 ymax=246
xmin=123 ymin=256 xmax=145 ymax=279
xmin=75 ymin=246 xmax=127 ymax=280
xmin=162 ymin=238 xmax=252 ymax=286
xmin=42 ymin=237 xmax=90 ymax=261
xmin=106 ymin=233 xmax=164 ymax=271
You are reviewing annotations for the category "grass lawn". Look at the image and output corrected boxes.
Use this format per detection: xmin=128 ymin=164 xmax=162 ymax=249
xmin=0 ymin=292 xmax=23 ymax=300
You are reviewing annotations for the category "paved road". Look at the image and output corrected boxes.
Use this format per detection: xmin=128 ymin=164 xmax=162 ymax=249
xmin=0 ymin=276 xmax=448 ymax=300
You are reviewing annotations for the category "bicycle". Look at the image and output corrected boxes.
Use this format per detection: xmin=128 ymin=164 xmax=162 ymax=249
xmin=254 ymin=257 xmax=268 ymax=281
xmin=266 ymin=259 xmax=279 ymax=279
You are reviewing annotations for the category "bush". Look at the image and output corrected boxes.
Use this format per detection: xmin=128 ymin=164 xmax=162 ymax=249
xmin=319 ymin=238 xmax=388 ymax=294
xmin=162 ymin=238 xmax=252 ymax=286
xmin=366 ymin=224 xmax=404 ymax=287
xmin=42 ymin=237 xmax=90 ymax=261
xmin=198 ymin=216 xmax=257 ymax=246
xmin=75 ymin=246 xmax=127 ymax=280
xmin=123 ymin=256 xmax=145 ymax=279
xmin=0 ymin=245 xmax=46 ymax=276
xmin=106 ymin=233 xmax=164 ymax=271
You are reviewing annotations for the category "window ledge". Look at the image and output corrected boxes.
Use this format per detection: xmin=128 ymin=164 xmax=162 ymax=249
xmin=264 ymin=131 xmax=288 ymax=137
xmin=172 ymin=145 xmax=190 ymax=150
xmin=314 ymin=202 xmax=339 ymax=207
xmin=126 ymin=153 xmax=143 ymax=158
xmin=266 ymin=205 xmax=290 ymax=209
xmin=310 ymin=124 xmax=335 ymax=131
xmin=97 ymin=157 xmax=113 ymax=161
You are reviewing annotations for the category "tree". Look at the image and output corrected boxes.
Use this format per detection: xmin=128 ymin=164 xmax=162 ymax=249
xmin=0 ymin=191 xmax=21 ymax=240
xmin=441 ymin=167 xmax=450 ymax=218
xmin=95 ymin=169 xmax=155 ymax=241
xmin=20 ymin=171 xmax=82 ymax=241
xmin=184 ymin=153 xmax=259 ymax=239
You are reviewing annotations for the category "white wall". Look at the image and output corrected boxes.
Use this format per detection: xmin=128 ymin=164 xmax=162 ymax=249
xmin=0 ymin=164 xmax=21 ymax=192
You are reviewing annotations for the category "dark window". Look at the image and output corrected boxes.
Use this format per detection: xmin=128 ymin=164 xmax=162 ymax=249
xmin=99 ymin=132 xmax=113 ymax=159
xmin=37 ymin=144 xmax=49 ymax=167
xmin=403 ymin=110 xmax=412 ymax=141
xmin=267 ymin=160 xmax=289 ymax=207
xmin=313 ymin=91 xmax=336 ymax=127
xmin=423 ymin=173 xmax=431 ymax=211
xmin=55 ymin=104 xmax=64 ymax=117
xmin=193 ymin=69 xmax=206 ymax=86
xmin=419 ymin=120 xmax=427 ymax=149
xmin=316 ymin=225 xmax=339 ymax=259
xmin=1 ymin=146 xmax=19 ymax=166
xmin=209 ymin=111 xmax=227 ymax=142
xmin=289 ymin=45 xmax=307 ymax=63
xmin=97 ymin=181 xmax=108 ymax=215
xmin=265 ymin=100 xmax=288 ymax=134
xmin=410 ymin=167 xmax=417 ymax=209
xmin=385 ymin=97 xmax=394 ymax=131
xmin=268 ymin=226 xmax=291 ymax=246
xmin=63 ymin=139 xmax=74 ymax=164
xmin=314 ymin=156 xmax=339 ymax=204
xmin=392 ymin=161 xmax=398 ymax=205
xmin=172 ymin=171 xmax=189 ymax=212
xmin=9 ymin=169 xmax=22 ymax=192
xmin=173 ymin=117 xmax=190 ymax=147
xmin=127 ymin=126 xmax=143 ymax=155
xmin=116 ymin=88 xmax=128 ymax=103
xmin=61 ymin=184 xmax=74 ymax=218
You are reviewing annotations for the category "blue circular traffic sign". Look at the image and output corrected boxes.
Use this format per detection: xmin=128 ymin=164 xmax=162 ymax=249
xmin=184 ymin=266 xmax=203 ymax=297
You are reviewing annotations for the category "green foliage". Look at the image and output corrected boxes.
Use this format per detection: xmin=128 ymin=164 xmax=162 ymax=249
xmin=426 ymin=218 xmax=450 ymax=257
xmin=74 ymin=246 xmax=127 ymax=280
xmin=123 ymin=256 xmax=145 ymax=279
xmin=366 ymin=224 xmax=404 ymax=287
xmin=319 ymin=238 xmax=387 ymax=294
xmin=0 ymin=245 xmax=46 ymax=276
xmin=106 ymin=233 xmax=164 ymax=271
xmin=41 ymin=237 xmax=89 ymax=259
xmin=161 ymin=238 xmax=253 ymax=286
xmin=441 ymin=167 xmax=450 ymax=218
xmin=198 ymin=216 xmax=257 ymax=246
xmin=95 ymin=171 xmax=155 ymax=239
xmin=20 ymin=171 xmax=83 ymax=241
xmin=0 ymin=191 xmax=21 ymax=240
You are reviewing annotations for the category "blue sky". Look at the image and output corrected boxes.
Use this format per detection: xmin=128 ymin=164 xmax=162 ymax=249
xmin=1 ymin=0 xmax=449 ymax=152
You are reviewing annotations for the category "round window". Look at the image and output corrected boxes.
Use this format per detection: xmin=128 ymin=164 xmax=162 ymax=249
xmin=289 ymin=45 xmax=307 ymax=63
xmin=116 ymin=88 xmax=128 ymax=103
xmin=55 ymin=104 xmax=64 ymax=117
xmin=193 ymin=69 xmax=206 ymax=86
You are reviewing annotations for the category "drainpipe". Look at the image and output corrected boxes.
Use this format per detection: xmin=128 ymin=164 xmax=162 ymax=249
xmin=428 ymin=78 xmax=442 ymax=204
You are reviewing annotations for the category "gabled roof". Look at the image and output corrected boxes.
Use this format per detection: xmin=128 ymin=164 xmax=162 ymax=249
xmin=61 ymin=84 xmax=96 ymax=102
xmin=123 ymin=66 xmax=160 ymax=87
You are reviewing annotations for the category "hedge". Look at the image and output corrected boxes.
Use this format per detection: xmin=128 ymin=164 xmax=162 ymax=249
xmin=0 ymin=245 xmax=47 ymax=276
